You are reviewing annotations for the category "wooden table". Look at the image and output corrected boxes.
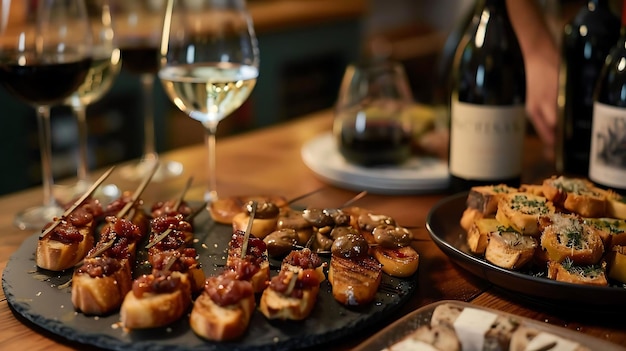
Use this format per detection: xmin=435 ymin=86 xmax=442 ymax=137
xmin=1 ymin=109 xmax=624 ymax=350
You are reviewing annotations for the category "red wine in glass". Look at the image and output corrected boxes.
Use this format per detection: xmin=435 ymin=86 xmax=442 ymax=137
xmin=337 ymin=118 xmax=413 ymax=166
xmin=0 ymin=59 xmax=92 ymax=105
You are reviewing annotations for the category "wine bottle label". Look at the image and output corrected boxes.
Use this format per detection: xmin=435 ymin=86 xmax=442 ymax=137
xmin=589 ymin=102 xmax=626 ymax=188
xmin=449 ymin=100 xmax=526 ymax=180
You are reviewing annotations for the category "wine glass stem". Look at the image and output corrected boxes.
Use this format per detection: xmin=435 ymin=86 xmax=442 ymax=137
xmin=36 ymin=105 xmax=56 ymax=207
xmin=73 ymin=104 xmax=89 ymax=182
xmin=204 ymin=123 xmax=218 ymax=202
xmin=141 ymin=73 xmax=156 ymax=158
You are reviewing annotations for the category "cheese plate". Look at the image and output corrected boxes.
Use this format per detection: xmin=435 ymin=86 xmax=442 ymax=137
xmin=353 ymin=300 xmax=626 ymax=351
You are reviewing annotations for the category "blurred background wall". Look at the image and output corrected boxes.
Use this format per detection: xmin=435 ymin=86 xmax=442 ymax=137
xmin=0 ymin=0 xmax=585 ymax=195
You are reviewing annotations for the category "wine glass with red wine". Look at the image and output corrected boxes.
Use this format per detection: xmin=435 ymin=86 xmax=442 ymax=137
xmin=333 ymin=60 xmax=414 ymax=166
xmin=0 ymin=0 xmax=93 ymax=230
xmin=111 ymin=0 xmax=183 ymax=181
xmin=159 ymin=0 xmax=259 ymax=202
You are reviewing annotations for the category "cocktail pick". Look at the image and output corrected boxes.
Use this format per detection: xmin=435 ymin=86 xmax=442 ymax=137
xmin=39 ymin=166 xmax=116 ymax=239
xmin=116 ymin=161 xmax=159 ymax=219
xmin=241 ymin=200 xmax=257 ymax=258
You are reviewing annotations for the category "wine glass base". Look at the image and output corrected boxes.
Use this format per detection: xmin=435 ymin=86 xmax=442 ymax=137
xmin=119 ymin=156 xmax=183 ymax=182
xmin=14 ymin=204 xmax=63 ymax=231
xmin=53 ymin=180 xmax=122 ymax=207
xmin=204 ymin=190 xmax=218 ymax=203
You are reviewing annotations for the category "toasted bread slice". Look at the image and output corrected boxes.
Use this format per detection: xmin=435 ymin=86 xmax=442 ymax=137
xmin=232 ymin=212 xmax=278 ymax=239
xmin=485 ymin=229 xmax=537 ymax=270
xmin=542 ymin=176 xmax=607 ymax=217
xmin=328 ymin=254 xmax=382 ymax=306
xmin=540 ymin=213 xmax=604 ymax=265
xmin=259 ymin=249 xmax=325 ymax=320
xmin=466 ymin=184 xmax=518 ymax=215
xmin=120 ymin=272 xmax=192 ymax=329
xmin=208 ymin=194 xmax=288 ymax=225
xmin=495 ymin=193 xmax=555 ymax=236
xmin=371 ymin=245 xmax=419 ymax=277
xmin=466 ymin=217 xmax=500 ymax=255
xmin=547 ymin=260 xmax=608 ymax=286
xmin=607 ymin=245 xmax=626 ymax=284
xmin=518 ymin=183 xmax=545 ymax=196
xmin=71 ymin=257 xmax=133 ymax=315
xmin=460 ymin=207 xmax=484 ymax=233
xmin=37 ymin=216 xmax=96 ymax=271
xmin=583 ymin=217 xmax=626 ymax=249
xmin=36 ymin=231 xmax=94 ymax=271
xmin=259 ymin=284 xmax=320 ymax=321
xmin=189 ymin=286 xmax=255 ymax=341
xmin=605 ymin=190 xmax=626 ymax=220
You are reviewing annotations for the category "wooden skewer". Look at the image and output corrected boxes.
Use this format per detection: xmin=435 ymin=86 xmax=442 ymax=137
xmin=40 ymin=166 xmax=116 ymax=239
xmin=116 ymin=162 xmax=160 ymax=219
xmin=84 ymin=162 xmax=159 ymax=261
xmin=173 ymin=176 xmax=193 ymax=211
xmin=340 ymin=190 xmax=368 ymax=208
xmin=241 ymin=200 xmax=257 ymax=259
xmin=286 ymin=186 xmax=328 ymax=205
xmin=163 ymin=252 xmax=179 ymax=272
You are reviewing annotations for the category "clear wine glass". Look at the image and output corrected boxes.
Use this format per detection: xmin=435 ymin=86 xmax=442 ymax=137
xmin=0 ymin=0 xmax=93 ymax=230
xmin=58 ymin=0 xmax=121 ymax=204
xmin=159 ymin=0 xmax=259 ymax=202
xmin=111 ymin=0 xmax=183 ymax=182
xmin=333 ymin=60 xmax=414 ymax=167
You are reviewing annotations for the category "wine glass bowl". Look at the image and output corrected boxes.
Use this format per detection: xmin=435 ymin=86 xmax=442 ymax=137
xmin=0 ymin=0 xmax=93 ymax=229
xmin=333 ymin=60 xmax=414 ymax=166
xmin=160 ymin=0 xmax=259 ymax=202
xmin=59 ymin=0 xmax=122 ymax=204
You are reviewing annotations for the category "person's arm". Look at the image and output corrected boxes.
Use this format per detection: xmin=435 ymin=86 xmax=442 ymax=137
xmin=506 ymin=0 xmax=559 ymax=160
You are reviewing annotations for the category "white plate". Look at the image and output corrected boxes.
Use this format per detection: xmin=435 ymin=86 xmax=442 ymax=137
xmin=301 ymin=132 xmax=449 ymax=194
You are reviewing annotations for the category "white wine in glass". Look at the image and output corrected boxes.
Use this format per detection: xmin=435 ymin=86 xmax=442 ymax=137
xmin=0 ymin=0 xmax=93 ymax=229
xmin=60 ymin=0 xmax=122 ymax=204
xmin=159 ymin=0 xmax=259 ymax=202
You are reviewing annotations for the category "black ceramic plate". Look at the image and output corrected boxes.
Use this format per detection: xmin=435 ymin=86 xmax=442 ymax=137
xmin=352 ymin=300 xmax=626 ymax=351
xmin=425 ymin=192 xmax=626 ymax=308
xmin=2 ymin=209 xmax=416 ymax=351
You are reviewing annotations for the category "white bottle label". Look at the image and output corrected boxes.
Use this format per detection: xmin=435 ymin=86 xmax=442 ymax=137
xmin=589 ymin=102 xmax=626 ymax=188
xmin=449 ymin=100 xmax=526 ymax=180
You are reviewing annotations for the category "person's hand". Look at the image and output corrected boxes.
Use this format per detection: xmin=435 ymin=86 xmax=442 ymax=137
xmin=506 ymin=0 xmax=559 ymax=162
xmin=524 ymin=50 xmax=559 ymax=162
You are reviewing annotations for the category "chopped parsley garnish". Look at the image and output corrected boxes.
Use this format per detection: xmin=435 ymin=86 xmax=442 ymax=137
xmin=561 ymin=258 xmax=604 ymax=278
xmin=492 ymin=185 xmax=513 ymax=194
xmin=563 ymin=229 xmax=584 ymax=249
xmin=510 ymin=194 xmax=548 ymax=214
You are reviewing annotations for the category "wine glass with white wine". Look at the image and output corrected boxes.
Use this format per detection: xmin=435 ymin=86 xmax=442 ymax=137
xmin=59 ymin=0 xmax=121 ymax=204
xmin=159 ymin=0 xmax=259 ymax=202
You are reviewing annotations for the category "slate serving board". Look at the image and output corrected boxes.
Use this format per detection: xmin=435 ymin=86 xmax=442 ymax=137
xmin=3 ymin=208 xmax=416 ymax=351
